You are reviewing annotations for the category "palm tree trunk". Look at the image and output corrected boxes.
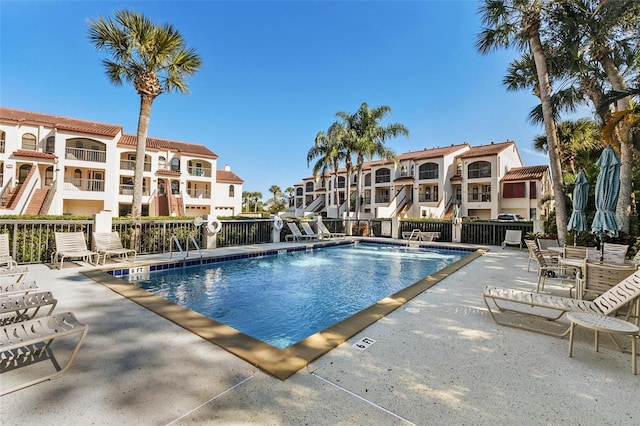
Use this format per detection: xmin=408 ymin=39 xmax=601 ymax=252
xmin=527 ymin=19 xmax=568 ymax=244
xmin=600 ymin=55 xmax=632 ymax=233
xmin=132 ymin=95 xmax=153 ymax=250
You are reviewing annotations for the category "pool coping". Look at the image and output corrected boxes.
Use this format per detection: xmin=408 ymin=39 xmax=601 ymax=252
xmin=83 ymin=243 xmax=486 ymax=380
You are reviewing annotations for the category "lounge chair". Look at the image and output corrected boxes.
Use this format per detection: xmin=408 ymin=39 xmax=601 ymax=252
xmin=93 ymin=232 xmax=137 ymax=264
xmin=52 ymin=232 xmax=99 ymax=269
xmin=317 ymin=221 xmax=346 ymax=239
xmin=0 ymin=311 xmax=88 ymax=396
xmin=0 ymin=233 xmax=17 ymax=269
xmin=285 ymin=222 xmax=317 ymax=242
xmin=1 ymin=280 xmax=38 ymax=297
xmin=501 ymin=230 xmax=522 ymax=249
xmin=525 ymin=240 xmax=572 ymax=293
xmin=299 ymin=222 xmax=321 ymax=239
xmin=0 ymin=291 xmax=57 ymax=326
xmin=482 ymin=269 xmax=640 ymax=336
xmin=603 ymin=243 xmax=629 ymax=263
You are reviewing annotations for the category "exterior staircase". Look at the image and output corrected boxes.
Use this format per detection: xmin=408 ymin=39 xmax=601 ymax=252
xmin=24 ymin=188 xmax=49 ymax=215
xmin=168 ymin=192 xmax=184 ymax=216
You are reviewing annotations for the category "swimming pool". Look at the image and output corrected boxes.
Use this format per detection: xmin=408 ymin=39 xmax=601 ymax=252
xmin=126 ymin=242 xmax=468 ymax=349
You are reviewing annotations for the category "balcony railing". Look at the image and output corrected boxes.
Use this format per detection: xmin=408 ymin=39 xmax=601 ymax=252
xmin=119 ymin=184 xmax=150 ymax=196
xmin=186 ymin=188 xmax=211 ymax=199
xmin=187 ymin=166 xmax=212 ymax=177
xmin=418 ymin=194 xmax=438 ymax=202
xmin=375 ymin=176 xmax=390 ymax=183
xmin=120 ymin=160 xmax=152 ymax=171
xmin=63 ymin=178 xmax=105 ymax=192
xmin=375 ymin=195 xmax=390 ymax=203
xmin=65 ymin=147 xmax=106 ymax=163
xmin=468 ymin=194 xmax=491 ymax=202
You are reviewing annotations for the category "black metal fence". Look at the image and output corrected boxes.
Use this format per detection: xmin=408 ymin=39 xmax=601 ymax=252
xmin=399 ymin=220 xmax=453 ymax=242
xmin=461 ymin=221 xmax=533 ymax=246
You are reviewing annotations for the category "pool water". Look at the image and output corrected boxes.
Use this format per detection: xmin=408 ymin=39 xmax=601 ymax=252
xmin=132 ymin=243 xmax=467 ymax=348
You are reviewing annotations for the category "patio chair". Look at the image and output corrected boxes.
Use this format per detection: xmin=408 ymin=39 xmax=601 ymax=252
xmin=501 ymin=230 xmax=522 ymax=249
xmin=603 ymin=243 xmax=629 ymax=263
xmin=0 ymin=311 xmax=88 ymax=396
xmin=575 ymin=260 xmax=636 ymax=300
xmin=562 ymin=245 xmax=589 ymax=260
xmin=0 ymin=291 xmax=57 ymax=326
xmin=0 ymin=233 xmax=17 ymax=269
xmin=525 ymin=240 xmax=571 ymax=293
xmin=317 ymin=221 xmax=346 ymax=239
xmin=285 ymin=222 xmax=317 ymax=242
xmin=483 ymin=269 xmax=640 ymax=336
xmin=52 ymin=232 xmax=99 ymax=269
xmin=299 ymin=222 xmax=321 ymax=239
xmin=536 ymin=238 xmax=560 ymax=262
xmin=1 ymin=280 xmax=38 ymax=297
xmin=93 ymin=232 xmax=137 ymax=265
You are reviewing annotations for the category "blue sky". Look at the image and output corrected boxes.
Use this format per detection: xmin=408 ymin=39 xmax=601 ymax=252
xmin=1 ymin=0 xmax=591 ymax=200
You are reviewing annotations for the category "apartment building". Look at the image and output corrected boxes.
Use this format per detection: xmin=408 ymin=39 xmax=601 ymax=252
xmin=292 ymin=141 xmax=551 ymax=220
xmin=0 ymin=107 xmax=243 ymax=217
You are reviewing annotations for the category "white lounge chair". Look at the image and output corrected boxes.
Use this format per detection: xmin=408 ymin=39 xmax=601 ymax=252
xmin=285 ymin=222 xmax=317 ymax=242
xmin=1 ymin=280 xmax=38 ymax=297
xmin=0 ymin=311 xmax=88 ymax=395
xmin=501 ymin=230 xmax=522 ymax=249
xmin=0 ymin=291 xmax=57 ymax=326
xmin=52 ymin=232 xmax=99 ymax=269
xmin=483 ymin=269 xmax=640 ymax=337
xmin=0 ymin=234 xmax=17 ymax=269
xmin=93 ymin=232 xmax=137 ymax=264
xmin=317 ymin=221 xmax=346 ymax=239
xmin=299 ymin=222 xmax=321 ymax=239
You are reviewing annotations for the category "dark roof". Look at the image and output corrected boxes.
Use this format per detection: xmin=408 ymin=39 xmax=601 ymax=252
xmin=0 ymin=107 xmax=122 ymax=137
xmin=216 ymin=169 xmax=244 ymax=184
xmin=501 ymin=165 xmax=549 ymax=182
xmin=118 ymin=134 xmax=218 ymax=159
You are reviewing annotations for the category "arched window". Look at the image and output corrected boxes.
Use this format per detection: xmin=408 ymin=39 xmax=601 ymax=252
xmin=0 ymin=130 xmax=5 ymax=153
xmin=18 ymin=164 xmax=31 ymax=183
xmin=418 ymin=163 xmax=438 ymax=180
xmin=158 ymin=156 xmax=166 ymax=170
xmin=375 ymin=168 xmax=391 ymax=183
xmin=170 ymin=158 xmax=180 ymax=172
xmin=337 ymin=176 xmax=345 ymax=188
xmin=305 ymin=182 xmax=314 ymax=192
xmin=74 ymin=169 xmax=82 ymax=179
xmin=45 ymin=136 xmax=55 ymax=154
xmin=45 ymin=166 xmax=54 ymax=186
xmin=158 ymin=180 xmax=166 ymax=195
xmin=171 ymin=180 xmax=179 ymax=194
xmin=22 ymin=133 xmax=37 ymax=150
xmin=364 ymin=173 xmax=371 ymax=186
xmin=468 ymin=161 xmax=491 ymax=179
xmin=296 ymin=187 xmax=303 ymax=196
xmin=229 ymin=185 xmax=235 ymax=197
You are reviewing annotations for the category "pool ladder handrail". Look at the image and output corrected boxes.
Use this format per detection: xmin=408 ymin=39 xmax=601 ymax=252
xmin=406 ymin=229 xmax=421 ymax=246
xmin=169 ymin=235 xmax=203 ymax=263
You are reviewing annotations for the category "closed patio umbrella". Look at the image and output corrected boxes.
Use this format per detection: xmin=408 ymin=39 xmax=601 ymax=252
xmin=567 ymin=170 xmax=589 ymax=245
xmin=591 ymin=146 xmax=621 ymax=260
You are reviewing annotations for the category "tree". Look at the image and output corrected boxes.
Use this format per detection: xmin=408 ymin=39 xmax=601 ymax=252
xmin=269 ymin=185 xmax=282 ymax=201
xmin=88 ymin=10 xmax=202 ymax=224
xmin=307 ymin=121 xmax=348 ymax=216
xmin=477 ymin=0 xmax=568 ymax=244
xmin=251 ymin=192 xmax=263 ymax=213
xmin=284 ymin=187 xmax=295 ymax=208
xmin=336 ymin=102 xmax=408 ymax=220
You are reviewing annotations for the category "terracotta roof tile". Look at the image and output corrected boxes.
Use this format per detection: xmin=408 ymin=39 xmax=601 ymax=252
xmin=457 ymin=141 xmax=515 ymax=159
xmin=0 ymin=107 xmax=122 ymax=137
xmin=119 ymin=134 xmax=218 ymax=159
xmin=501 ymin=165 xmax=549 ymax=182
xmin=12 ymin=150 xmax=57 ymax=160
xmin=216 ymin=169 xmax=244 ymax=184
xmin=398 ymin=143 xmax=470 ymax=161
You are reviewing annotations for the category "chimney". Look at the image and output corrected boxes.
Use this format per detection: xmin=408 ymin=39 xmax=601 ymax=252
xmin=224 ymin=164 xmax=231 ymax=171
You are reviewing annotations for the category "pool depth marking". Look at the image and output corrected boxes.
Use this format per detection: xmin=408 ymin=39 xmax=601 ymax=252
xmin=84 ymin=245 xmax=485 ymax=380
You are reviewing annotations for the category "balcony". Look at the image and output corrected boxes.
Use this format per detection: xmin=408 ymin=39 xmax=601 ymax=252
xmin=375 ymin=195 xmax=390 ymax=203
xmin=119 ymin=184 xmax=150 ymax=196
xmin=418 ymin=194 xmax=438 ymax=202
xmin=468 ymin=194 xmax=491 ymax=202
xmin=120 ymin=160 xmax=151 ymax=172
xmin=64 ymin=178 xmax=105 ymax=192
xmin=65 ymin=147 xmax=106 ymax=163
xmin=187 ymin=166 xmax=212 ymax=177
xmin=186 ymin=188 xmax=211 ymax=199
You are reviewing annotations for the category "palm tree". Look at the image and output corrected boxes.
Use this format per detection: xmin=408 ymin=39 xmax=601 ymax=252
xmin=251 ymin=192 xmax=262 ymax=213
xmin=284 ymin=187 xmax=295 ymax=208
xmin=477 ymin=0 xmax=568 ymax=244
xmin=308 ymin=121 xmax=348 ymax=216
xmin=336 ymin=103 xmax=408 ymax=220
xmin=269 ymin=185 xmax=282 ymax=201
xmin=88 ymin=10 xmax=202 ymax=222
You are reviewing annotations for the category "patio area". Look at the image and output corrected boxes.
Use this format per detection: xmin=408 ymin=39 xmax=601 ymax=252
xmin=1 ymin=242 xmax=638 ymax=425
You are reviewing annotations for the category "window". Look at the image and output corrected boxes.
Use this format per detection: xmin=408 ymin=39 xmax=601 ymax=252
xmin=45 ymin=136 xmax=55 ymax=154
xmin=400 ymin=166 xmax=408 ymax=177
xmin=455 ymin=186 xmax=461 ymax=202
xmin=45 ymin=166 xmax=54 ymax=186
xmin=170 ymin=158 xmax=180 ymax=172
xmin=418 ymin=163 xmax=438 ymax=180
xmin=18 ymin=164 xmax=31 ymax=183
xmin=171 ymin=180 xmax=179 ymax=194
xmin=0 ymin=130 xmax=5 ymax=153
xmin=296 ymin=187 xmax=303 ymax=196
xmin=158 ymin=156 xmax=166 ymax=170
xmin=503 ymin=182 xmax=525 ymax=198
xmin=530 ymin=182 xmax=537 ymax=199
xmin=305 ymin=182 xmax=314 ymax=192
xmin=364 ymin=173 xmax=371 ymax=186
xmin=375 ymin=168 xmax=391 ymax=183
xmin=481 ymin=185 xmax=491 ymax=202
xmin=337 ymin=176 xmax=345 ymax=188
xmin=472 ymin=186 xmax=479 ymax=201
xmin=468 ymin=161 xmax=491 ymax=179
xmin=229 ymin=184 xmax=235 ymax=197
xmin=22 ymin=133 xmax=37 ymax=150
xmin=433 ymin=185 xmax=439 ymax=202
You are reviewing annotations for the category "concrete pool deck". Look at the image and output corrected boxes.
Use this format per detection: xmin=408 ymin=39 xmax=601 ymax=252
xmin=1 ymin=240 xmax=638 ymax=425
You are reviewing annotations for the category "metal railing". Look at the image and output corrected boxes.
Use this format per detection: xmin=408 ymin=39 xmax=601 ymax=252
xmin=187 ymin=166 xmax=212 ymax=177
xmin=65 ymin=147 xmax=106 ymax=163
xmin=64 ymin=178 xmax=105 ymax=192
xmin=185 ymin=188 xmax=211 ymax=199
xmin=119 ymin=184 xmax=150 ymax=196
xmin=120 ymin=160 xmax=151 ymax=171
